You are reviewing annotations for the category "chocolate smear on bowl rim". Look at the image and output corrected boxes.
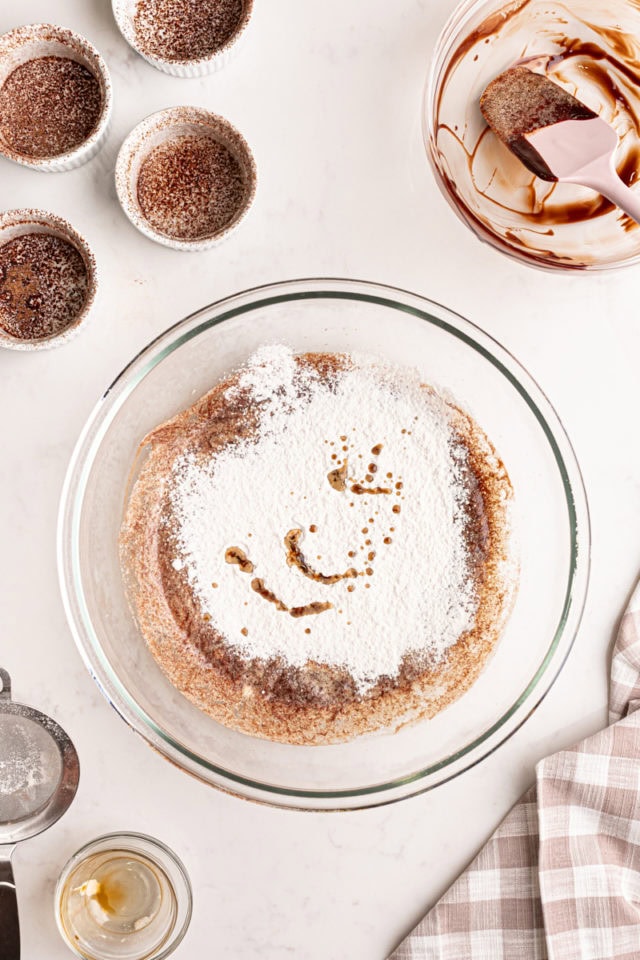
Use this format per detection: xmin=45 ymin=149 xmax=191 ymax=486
xmin=0 ymin=56 xmax=102 ymax=159
xmin=0 ymin=233 xmax=89 ymax=341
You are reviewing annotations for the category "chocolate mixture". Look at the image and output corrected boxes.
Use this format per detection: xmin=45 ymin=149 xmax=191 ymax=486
xmin=134 ymin=0 xmax=245 ymax=62
xmin=136 ymin=134 xmax=246 ymax=241
xmin=0 ymin=57 xmax=102 ymax=159
xmin=0 ymin=234 xmax=89 ymax=341
xmin=433 ymin=1 xmax=640 ymax=267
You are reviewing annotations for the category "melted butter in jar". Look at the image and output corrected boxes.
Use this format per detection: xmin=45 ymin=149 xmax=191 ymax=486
xmin=57 ymin=850 xmax=177 ymax=960
xmin=429 ymin=0 xmax=640 ymax=268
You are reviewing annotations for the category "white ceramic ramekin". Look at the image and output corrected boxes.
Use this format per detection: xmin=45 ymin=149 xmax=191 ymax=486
xmin=0 ymin=210 xmax=98 ymax=351
xmin=115 ymin=106 xmax=257 ymax=251
xmin=0 ymin=24 xmax=112 ymax=172
xmin=111 ymin=0 xmax=254 ymax=77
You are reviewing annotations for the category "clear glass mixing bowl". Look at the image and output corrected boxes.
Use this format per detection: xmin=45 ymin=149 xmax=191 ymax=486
xmin=57 ymin=279 xmax=590 ymax=810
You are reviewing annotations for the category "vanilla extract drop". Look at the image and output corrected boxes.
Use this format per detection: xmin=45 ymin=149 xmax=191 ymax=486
xmin=351 ymin=483 xmax=391 ymax=495
xmin=225 ymin=546 xmax=254 ymax=573
xmin=327 ymin=460 xmax=348 ymax=491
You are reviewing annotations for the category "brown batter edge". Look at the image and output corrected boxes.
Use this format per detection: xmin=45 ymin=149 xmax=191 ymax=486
xmin=119 ymin=353 xmax=516 ymax=745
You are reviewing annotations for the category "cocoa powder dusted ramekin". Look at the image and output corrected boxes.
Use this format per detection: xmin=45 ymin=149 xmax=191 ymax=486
xmin=112 ymin=0 xmax=254 ymax=77
xmin=0 ymin=210 xmax=97 ymax=351
xmin=0 ymin=24 xmax=112 ymax=173
xmin=115 ymin=107 xmax=257 ymax=251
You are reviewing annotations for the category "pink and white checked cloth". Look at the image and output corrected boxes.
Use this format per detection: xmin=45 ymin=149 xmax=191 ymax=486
xmin=391 ymin=583 xmax=640 ymax=960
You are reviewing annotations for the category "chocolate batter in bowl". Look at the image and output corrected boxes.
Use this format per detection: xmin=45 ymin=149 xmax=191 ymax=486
xmin=425 ymin=0 xmax=640 ymax=269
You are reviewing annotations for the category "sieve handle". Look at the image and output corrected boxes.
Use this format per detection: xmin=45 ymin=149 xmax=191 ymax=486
xmin=0 ymin=852 xmax=19 ymax=959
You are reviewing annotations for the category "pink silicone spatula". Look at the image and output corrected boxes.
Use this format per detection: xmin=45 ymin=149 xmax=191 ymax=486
xmin=480 ymin=66 xmax=640 ymax=224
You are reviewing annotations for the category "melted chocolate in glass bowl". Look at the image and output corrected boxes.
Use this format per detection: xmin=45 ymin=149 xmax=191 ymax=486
xmin=433 ymin=0 xmax=640 ymax=266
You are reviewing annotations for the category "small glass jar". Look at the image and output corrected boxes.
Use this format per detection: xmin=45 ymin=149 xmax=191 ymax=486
xmin=55 ymin=833 xmax=192 ymax=960
xmin=424 ymin=0 xmax=640 ymax=270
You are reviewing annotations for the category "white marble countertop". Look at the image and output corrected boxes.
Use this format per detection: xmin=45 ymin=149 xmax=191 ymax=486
xmin=2 ymin=0 xmax=640 ymax=957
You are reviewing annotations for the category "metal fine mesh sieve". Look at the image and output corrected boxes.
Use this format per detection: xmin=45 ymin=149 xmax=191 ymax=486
xmin=0 ymin=668 xmax=79 ymax=959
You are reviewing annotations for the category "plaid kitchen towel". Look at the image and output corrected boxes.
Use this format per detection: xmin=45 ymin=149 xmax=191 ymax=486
xmin=391 ymin=582 xmax=640 ymax=960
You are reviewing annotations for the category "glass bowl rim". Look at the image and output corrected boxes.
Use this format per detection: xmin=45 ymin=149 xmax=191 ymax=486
xmin=57 ymin=277 xmax=590 ymax=809
xmin=422 ymin=0 xmax=640 ymax=273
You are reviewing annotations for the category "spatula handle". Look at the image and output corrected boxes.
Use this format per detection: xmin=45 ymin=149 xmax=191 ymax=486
xmin=571 ymin=162 xmax=640 ymax=227
xmin=599 ymin=176 xmax=640 ymax=228
xmin=0 ymin=855 xmax=20 ymax=960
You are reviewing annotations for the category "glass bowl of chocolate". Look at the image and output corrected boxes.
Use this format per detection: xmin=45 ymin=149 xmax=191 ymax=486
xmin=425 ymin=0 xmax=640 ymax=270
xmin=112 ymin=0 xmax=254 ymax=77
xmin=0 ymin=24 xmax=112 ymax=173
xmin=115 ymin=107 xmax=257 ymax=251
xmin=0 ymin=210 xmax=97 ymax=351
xmin=58 ymin=279 xmax=589 ymax=810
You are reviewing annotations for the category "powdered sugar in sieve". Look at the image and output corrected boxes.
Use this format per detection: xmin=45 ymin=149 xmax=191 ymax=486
xmin=0 ymin=712 xmax=63 ymax=824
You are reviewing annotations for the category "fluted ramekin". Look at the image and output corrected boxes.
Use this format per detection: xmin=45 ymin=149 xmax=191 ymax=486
xmin=115 ymin=106 xmax=257 ymax=251
xmin=0 ymin=24 xmax=112 ymax=173
xmin=112 ymin=0 xmax=254 ymax=77
xmin=0 ymin=210 xmax=97 ymax=351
